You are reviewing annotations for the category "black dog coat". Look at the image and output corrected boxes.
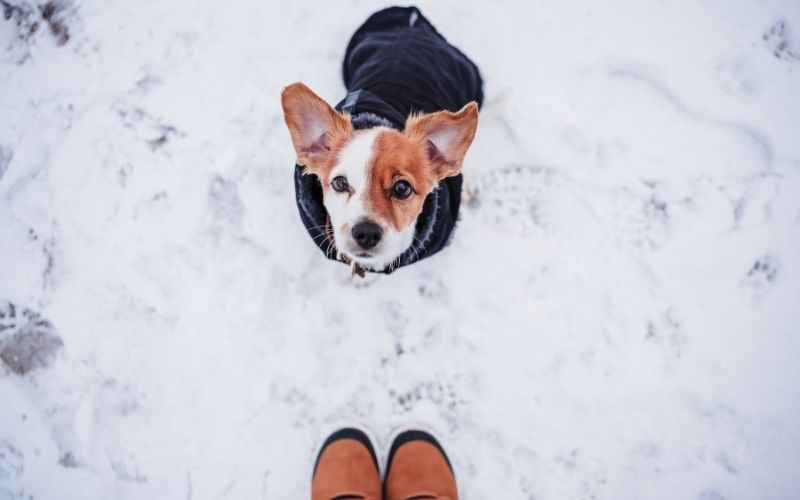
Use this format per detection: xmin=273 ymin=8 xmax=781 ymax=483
xmin=294 ymin=6 xmax=484 ymax=273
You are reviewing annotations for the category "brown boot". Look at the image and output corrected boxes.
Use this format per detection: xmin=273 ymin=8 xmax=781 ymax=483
xmin=383 ymin=430 xmax=459 ymax=500
xmin=311 ymin=428 xmax=382 ymax=500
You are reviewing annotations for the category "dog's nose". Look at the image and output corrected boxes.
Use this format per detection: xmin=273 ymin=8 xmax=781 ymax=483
xmin=352 ymin=222 xmax=382 ymax=249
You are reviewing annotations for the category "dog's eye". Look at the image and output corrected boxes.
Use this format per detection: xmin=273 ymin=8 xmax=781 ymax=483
xmin=392 ymin=180 xmax=413 ymax=199
xmin=331 ymin=176 xmax=349 ymax=192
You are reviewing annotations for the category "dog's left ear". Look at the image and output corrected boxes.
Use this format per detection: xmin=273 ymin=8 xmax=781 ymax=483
xmin=281 ymin=83 xmax=352 ymax=171
xmin=405 ymin=102 xmax=479 ymax=179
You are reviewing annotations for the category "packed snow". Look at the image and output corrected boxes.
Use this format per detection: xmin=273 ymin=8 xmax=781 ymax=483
xmin=1 ymin=1 xmax=799 ymax=498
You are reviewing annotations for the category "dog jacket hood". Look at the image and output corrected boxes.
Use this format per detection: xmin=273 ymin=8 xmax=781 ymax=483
xmin=294 ymin=6 xmax=483 ymax=274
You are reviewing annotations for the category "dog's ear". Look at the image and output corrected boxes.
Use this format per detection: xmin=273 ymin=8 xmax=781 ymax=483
xmin=405 ymin=102 xmax=478 ymax=179
xmin=281 ymin=83 xmax=352 ymax=171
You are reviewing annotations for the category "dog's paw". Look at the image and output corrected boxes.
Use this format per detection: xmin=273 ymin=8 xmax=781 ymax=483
xmin=349 ymin=271 xmax=380 ymax=288
xmin=0 ymin=301 xmax=63 ymax=375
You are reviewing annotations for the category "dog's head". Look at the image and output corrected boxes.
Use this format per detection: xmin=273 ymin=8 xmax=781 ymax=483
xmin=281 ymin=83 xmax=478 ymax=270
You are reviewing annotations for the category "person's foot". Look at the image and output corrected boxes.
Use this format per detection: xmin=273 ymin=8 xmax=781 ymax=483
xmin=383 ymin=430 xmax=458 ymax=500
xmin=311 ymin=428 xmax=381 ymax=500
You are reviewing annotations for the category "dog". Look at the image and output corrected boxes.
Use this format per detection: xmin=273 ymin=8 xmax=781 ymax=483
xmin=282 ymin=6 xmax=483 ymax=276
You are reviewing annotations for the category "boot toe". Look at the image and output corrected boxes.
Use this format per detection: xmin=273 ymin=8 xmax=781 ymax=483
xmin=384 ymin=430 xmax=458 ymax=500
xmin=312 ymin=428 xmax=381 ymax=500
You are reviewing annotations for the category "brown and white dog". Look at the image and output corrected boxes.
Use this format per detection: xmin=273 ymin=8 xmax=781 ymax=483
xmin=282 ymin=84 xmax=477 ymax=273
xmin=281 ymin=7 xmax=483 ymax=275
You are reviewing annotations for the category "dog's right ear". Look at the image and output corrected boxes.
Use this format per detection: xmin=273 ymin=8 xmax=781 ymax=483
xmin=281 ymin=83 xmax=352 ymax=171
xmin=404 ymin=102 xmax=479 ymax=180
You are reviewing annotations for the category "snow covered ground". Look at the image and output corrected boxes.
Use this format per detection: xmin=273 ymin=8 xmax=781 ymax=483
xmin=1 ymin=0 xmax=799 ymax=498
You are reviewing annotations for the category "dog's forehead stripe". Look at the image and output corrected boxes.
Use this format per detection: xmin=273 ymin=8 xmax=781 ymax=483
xmin=328 ymin=128 xmax=382 ymax=231
xmin=332 ymin=128 xmax=381 ymax=193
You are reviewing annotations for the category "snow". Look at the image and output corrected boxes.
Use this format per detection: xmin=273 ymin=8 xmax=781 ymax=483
xmin=1 ymin=0 xmax=799 ymax=498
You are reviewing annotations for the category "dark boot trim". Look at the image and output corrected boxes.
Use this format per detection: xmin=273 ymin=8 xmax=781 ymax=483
xmin=384 ymin=429 xmax=453 ymax=478
xmin=313 ymin=428 xmax=380 ymax=476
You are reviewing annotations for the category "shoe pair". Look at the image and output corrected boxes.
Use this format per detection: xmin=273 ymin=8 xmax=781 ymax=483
xmin=312 ymin=428 xmax=459 ymax=500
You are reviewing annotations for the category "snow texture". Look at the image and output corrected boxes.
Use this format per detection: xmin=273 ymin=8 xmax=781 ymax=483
xmin=1 ymin=1 xmax=799 ymax=499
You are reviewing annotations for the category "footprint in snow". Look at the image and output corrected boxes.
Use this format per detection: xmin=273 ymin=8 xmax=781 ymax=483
xmin=740 ymin=255 xmax=778 ymax=301
xmin=0 ymin=301 xmax=63 ymax=375
xmin=763 ymin=20 xmax=800 ymax=62
xmin=0 ymin=439 xmax=24 ymax=480
xmin=599 ymin=185 xmax=669 ymax=254
xmin=466 ymin=165 xmax=558 ymax=238
xmin=468 ymin=165 xmax=669 ymax=255
xmin=0 ymin=145 xmax=11 ymax=181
